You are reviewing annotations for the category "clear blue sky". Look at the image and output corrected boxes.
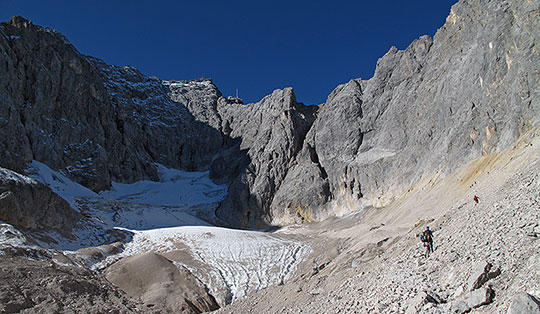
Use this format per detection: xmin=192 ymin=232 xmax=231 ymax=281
xmin=1 ymin=0 xmax=458 ymax=105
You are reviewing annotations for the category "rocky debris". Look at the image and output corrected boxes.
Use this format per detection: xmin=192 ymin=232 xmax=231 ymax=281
xmin=68 ymin=242 xmax=124 ymax=268
xmin=467 ymin=260 xmax=500 ymax=291
xmin=0 ymin=256 xmax=144 ymax=314
xmin=506 ymin=293 xmax=540 ymax=314
xmin=105 ymin=252 xmax=219 ymax=314
xmin=215 ymin=128 xmax=540 ymax=314
xmin=0 ymin=167 xmax=79 ymax=233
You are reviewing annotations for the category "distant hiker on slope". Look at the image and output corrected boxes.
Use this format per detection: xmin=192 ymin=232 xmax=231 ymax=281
xmin=473 ymin=195 xmax=479 ymax=204
xmin=419 ymin=233 xmax=429 ymax=257
xmin=421 ymin=227 xmax=434 ymax=257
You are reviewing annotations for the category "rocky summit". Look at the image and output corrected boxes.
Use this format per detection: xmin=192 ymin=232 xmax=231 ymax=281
xmin=0 ymin=0 xmax=539 ymax=312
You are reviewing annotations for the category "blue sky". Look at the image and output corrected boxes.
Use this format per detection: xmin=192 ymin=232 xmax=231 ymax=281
xmin=1 ymin=0 xmax=458 ymax=105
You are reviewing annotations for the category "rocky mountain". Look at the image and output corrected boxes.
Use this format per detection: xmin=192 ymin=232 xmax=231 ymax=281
xmin=216 ymin=126 xmax=540 ymax=313
xmin=1 ymin=1 xmax=539 ymax=230
xmin=271 ymin=0 xmax=540 ymax=225
xmin=0 ymin=0 xmax=539 ymax=312
xmin=0 ymin=16 xmax=225 ymax=195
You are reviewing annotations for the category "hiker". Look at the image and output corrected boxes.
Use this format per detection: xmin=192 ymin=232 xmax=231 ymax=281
xmin=473 ymin=195 xmax=479 ymax=203
xmin=422 ymin=227 xmax=434 ymax=256
xmin=419 ymin=234 xmax=430 ymax=257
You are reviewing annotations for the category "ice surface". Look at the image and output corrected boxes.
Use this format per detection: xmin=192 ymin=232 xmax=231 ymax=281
xmin=98 ymin=225 xmax=311 ymax=304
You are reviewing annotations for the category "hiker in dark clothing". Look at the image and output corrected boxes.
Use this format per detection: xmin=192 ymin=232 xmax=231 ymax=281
xmin=419 ymin=234 xmax=430 ymax=257
xmin=473 ymin=195 xmax=479 ymax=203
xmin=422 ymin=227 xmax=434 ymax=256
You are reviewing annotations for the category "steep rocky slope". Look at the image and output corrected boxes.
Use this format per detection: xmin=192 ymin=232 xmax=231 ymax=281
xmin=213 ymin=88 xmax=317 ymax=227
xmin=1 ymin=0 xmax=538 ymax=228
xmin=0 ymin=16 xmax=120 ymax=191
xmin=0 ymin=0 xmax=539 ymax=312
xmin=216 ymin=125 xmax=540 ymax=314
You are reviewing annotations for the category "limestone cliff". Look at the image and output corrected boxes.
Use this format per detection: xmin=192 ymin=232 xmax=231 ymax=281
xmin=271 ymin=0 xmax=540 ymax=224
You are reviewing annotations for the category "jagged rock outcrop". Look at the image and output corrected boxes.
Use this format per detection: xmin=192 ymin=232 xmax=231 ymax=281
xmin=213 ymin=88 xmax=317 ymax=227
xmin=88 ymin=58 xmax=225 ymax=179
xmin=1 ymin=0 xmax=539 ymax=228
xmin=0 ymin=167 xmax=80 ymax=232
xmin=272 ymin=0 xmax=540 ymax=222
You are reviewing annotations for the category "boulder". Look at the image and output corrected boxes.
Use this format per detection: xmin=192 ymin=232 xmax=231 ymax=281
xmin=405 ymin=290 xmax=444 ymax=314
xmin=449 ymin=300 xmax=470 ymax=314
xmin=467 ymin=286 xmax=495 ymax=309
xmin=467 ymin=260 xmax=501 ymax=291
xmin=506 ymin=293 xmax=540 ymax=314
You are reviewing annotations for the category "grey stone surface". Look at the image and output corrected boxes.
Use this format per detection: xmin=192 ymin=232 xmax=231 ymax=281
xmin=467 ymin=286 xmax=495 ymax=308
xmin=0 ymin=256 xmax=145 ymax=314
xmin=467 ymin=260 xmax=500 ymax=291
xmin=405 ymin=290 xmax=443 ymax=314
xmin=449 ymin=300 xmax=470 ymax=314
xmin=507 ymin=293 xmax=540 ymax=314
xmin=88 ymin=58 xmax=226 ymax=180
xmin=0 ymin=16 xmax=119 ymax=191
xmin=0 ymin=16 xmax=226 ymax=193
xmin=213 ymin=88 xmax=316 ymax=227
xmin=1 ymin=0 xmax=539 ymax=230
xmin=0 ymin=167 xmax=80 ymax=232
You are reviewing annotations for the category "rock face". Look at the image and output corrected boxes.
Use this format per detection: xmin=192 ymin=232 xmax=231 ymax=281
xmin=507 ymin=293 xmax=540 ymax=314
xmin=272 ymin=0 xmax=540 ymax=221
xmin=0 ymin=167 xmax=79 ymax=232
xmin=88 ymin=58 xmax=226 ymax=181
xmin=213 ymin=88 xmax=317 ymax=227
xmin=0 ymin=16 xmax=119 ymax=191
xmin=0 ymin=16 xmax=226 ymax=192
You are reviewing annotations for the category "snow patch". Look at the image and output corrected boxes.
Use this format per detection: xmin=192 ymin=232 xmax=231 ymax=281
xmin=0 ymin=167 xmax=37 ymax=185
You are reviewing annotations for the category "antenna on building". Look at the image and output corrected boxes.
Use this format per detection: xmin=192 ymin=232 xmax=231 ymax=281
xmin=236 ymin=89 xmax=238 ymax=99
